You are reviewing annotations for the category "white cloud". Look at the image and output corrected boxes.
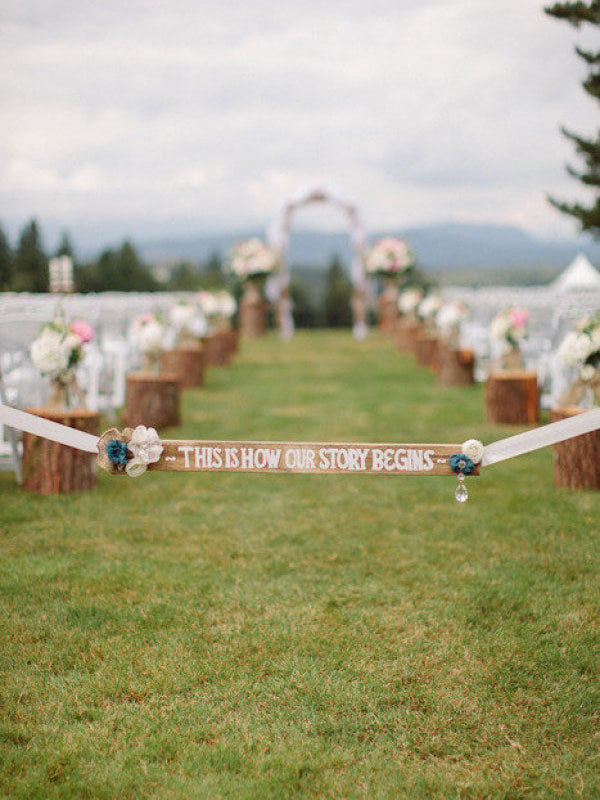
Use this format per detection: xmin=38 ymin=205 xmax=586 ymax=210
xmin=0 ymin=0 xmax=597 ymax=246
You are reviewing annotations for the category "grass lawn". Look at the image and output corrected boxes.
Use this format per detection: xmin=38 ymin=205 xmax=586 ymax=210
xmin=1 ymin=330 xmax=598 ymax=799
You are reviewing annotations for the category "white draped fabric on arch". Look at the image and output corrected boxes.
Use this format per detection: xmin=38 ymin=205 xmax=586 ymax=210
xmin=267 ymin=185 xmax=369 ymax=341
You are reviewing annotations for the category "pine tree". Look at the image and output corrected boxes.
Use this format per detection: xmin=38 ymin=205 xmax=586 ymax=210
xmin=56 ymin=231 xmax=75 ymax=259
xmin=0 ymin=224 xmax=13 ymax=290
xmin=324 ymin=256 xmax=353 ymax=328
xmin=13 ymin=219 xmax=48 ymax=292
xmin=545 ymin=1 xmax=600 ymax=235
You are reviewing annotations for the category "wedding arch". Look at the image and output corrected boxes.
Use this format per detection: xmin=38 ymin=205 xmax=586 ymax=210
xmin=267 ymin=185 xmax=368 ymax=340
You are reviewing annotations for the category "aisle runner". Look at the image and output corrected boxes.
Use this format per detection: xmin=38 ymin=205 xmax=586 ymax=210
xmin=2 ymin=402 xmax=599 ymax=481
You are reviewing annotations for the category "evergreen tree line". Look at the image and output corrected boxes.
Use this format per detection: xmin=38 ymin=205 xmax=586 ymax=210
xmin=0 ymin=218 xmax=359 ymax=327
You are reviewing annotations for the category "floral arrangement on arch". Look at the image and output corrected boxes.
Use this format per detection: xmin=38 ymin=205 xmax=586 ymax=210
xmin=30 ymin=317 xmax=94 ymax=409
xmin=557 ymin=311 xmax=600 ymax=407
xmin=397 ymin=288 xmax=424 ymax=316
xmin=130 ymin=312 xmax=166 ymax=372
xmin=365 ymin=237 xmax=415 ymax=276
xmin=228 ymin=238 xmax=279 ymax=280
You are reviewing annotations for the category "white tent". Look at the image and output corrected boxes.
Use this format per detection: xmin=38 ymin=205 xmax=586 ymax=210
xmin=551 ymin=252 xmax=600 ymax=291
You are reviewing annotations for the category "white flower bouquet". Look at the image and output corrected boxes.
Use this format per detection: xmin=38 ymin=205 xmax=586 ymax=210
xmin=228 ymin=238 xmax=279 ymax=280
xmin=489 ymin=307 xmax=528 ymax=369
xmin=169 ymin=300 xmax=208 ymax=342
xmin=131 ymin=312 xmax=166 ymax=371
xmin=436 ymin=301 xmax=468 ymax=345
xmin=366 ymin=237 xmax=415 ymax=276
xmin=418 ymin=294 xmax=443 ymax=322
xmin=557 ymin=311 xmax=600 ymax=406
xmin=398 ymin=288 xmax=424 ymax=315
xmin=30 ymin=317 xmax=94 ymax=408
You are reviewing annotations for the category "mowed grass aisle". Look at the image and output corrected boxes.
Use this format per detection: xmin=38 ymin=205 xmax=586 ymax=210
xmin=1 ymin=331 xmax=598 ymax=799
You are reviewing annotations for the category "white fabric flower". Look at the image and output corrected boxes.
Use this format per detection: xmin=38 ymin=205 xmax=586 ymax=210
xmin=30 ymin=328 xmax=70 ymax=375
xmin=462 ymin=439 xmax=484 ymax=464
xmin=128 ymin=426 xmax=163 ymax=464
xmin=125 ymin=457 xmax=148 ymax=477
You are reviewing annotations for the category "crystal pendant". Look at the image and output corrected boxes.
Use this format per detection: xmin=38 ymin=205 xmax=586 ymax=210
xmin=455 ymin=479 xmax=468 ymax=503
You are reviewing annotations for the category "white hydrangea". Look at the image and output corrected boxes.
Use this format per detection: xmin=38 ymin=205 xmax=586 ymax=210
xmin=30 ymin=328 xmax=71 ymax=376
xmin=136 ymin=320 xmax=165 ymax=355
xmin=418 ymin=295 xmax=443 ymax=320
xmin=558 ymin=331 xmax=594 ymax=366
xmin=170 ymin=303 xmax=198 ymax=329
xmin=398 ymin=289 xmax=423 ymax=314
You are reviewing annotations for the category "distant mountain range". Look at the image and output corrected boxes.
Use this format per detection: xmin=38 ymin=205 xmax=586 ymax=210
xmin=137 ymin=222 xmax=600 ymax=278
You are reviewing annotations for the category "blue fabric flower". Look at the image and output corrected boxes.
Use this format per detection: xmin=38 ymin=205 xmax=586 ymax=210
xmin=107 ymin=440 xmax=129 ymax=466
xmin=449 ymin=453 xmax=475 ymax=475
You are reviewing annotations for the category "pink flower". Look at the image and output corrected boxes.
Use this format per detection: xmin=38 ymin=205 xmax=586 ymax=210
xmin=509 ymin=309 xmax=528 ymax=329
xmin=70 ymin=319 xmax=94 ymax=343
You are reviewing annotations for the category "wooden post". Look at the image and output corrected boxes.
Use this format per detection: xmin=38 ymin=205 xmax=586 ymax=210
xmin=203 ymin=333 xmax=231 ymax=367
xmin=415 ymin=332 xmax=440 ymax=370
xmin=396 ymin=317 xmax=423 ymax=353
xmin=124 ymin=373 xmax=181 ymax=430
xmin=485 ymin=370 xmax=539 ymax=425
xmin=437 ymin=346 xmax=475 ymax=387
xmin=160 ymin=345 xmax=205 ymax=388
xmin=378 ymin=278 xmax=399 ymax=333
xmin=550 ymin=407 xmax=600 ymax=490
xmin=22 ymin=408 xmax=100 ymax=494
xmin=239 ymin=279 xmax=266 ymax=337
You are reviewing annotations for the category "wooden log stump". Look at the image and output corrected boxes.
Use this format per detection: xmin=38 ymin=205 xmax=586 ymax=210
xmin=485 ymin=370 xmax=539 ymax=425
xmin=124 ymin=372 xmax=181 ymax=431
xmin=550 ymin=407 xmax=600 ymax=490
xmin=160 ymin=345 xmax=205 ymax=388
xmin=22 ymin=408 xmax=100 ymax=494
xmin=240 ymin=279 xmax=266 ymax=337
xmin=203 ymin=334 xmax=231 ymax=367
xmin=378 ymin=279 xmax=399 ymax=333
xmin=415 ymin=333 xmax=440 ymax=370
xmin=437 ymin=346 xmax=475 ymax=387
xmin=396 ymin=318 xmax=423 ymax=353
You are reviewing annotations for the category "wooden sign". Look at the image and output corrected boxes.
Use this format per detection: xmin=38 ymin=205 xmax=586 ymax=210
xmin=98 ymin=431 xmax=479 ymax=477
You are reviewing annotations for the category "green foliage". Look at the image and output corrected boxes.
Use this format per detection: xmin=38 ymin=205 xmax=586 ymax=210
xmin=0 ymin=332 xmax=598 ymax=798
xmin=323 ymin=256 xmax=353 ymax=327
xmin=75 ymin=240 xmax=158 ymax=292
xmin=290 ymin=276 xmax=320 ymax=328
xmin=545 ymin=1 xmax=600 ymax=235
xmin=0 ymin=223 xmax=13 ymax=290
xmin=12 ymin=219 xmax=48 ymax=292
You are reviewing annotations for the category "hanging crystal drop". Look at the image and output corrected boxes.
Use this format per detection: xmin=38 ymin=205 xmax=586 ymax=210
xmin=455 ymin=477 xmax=468 ymax=503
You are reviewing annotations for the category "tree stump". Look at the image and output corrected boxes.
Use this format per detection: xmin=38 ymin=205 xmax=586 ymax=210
xmin=415 ymin=332 xmax=440 ymax=370
xmin=485 ymin=370 xmax=539 ymax=425
xmin=160 ymin=345 xmax=205 ymax=388
xmin=437 ymin=346 xmax=475 ymax=387
xmin=124 ymin=372 xmax=181 ymax=430
xmin=239 ymin=279 xmax=266 ymax=337
xmin=378 ymin=278 xmax=399 ymax=333
xmin=203 ymin=334 xmax=231 ymax=367
xmin=22 ymin=408 xmax=100 ymax=494
xmin=550 ymin=407 xmax=600 ymax=490
xmin=396 ymin=318 xmax=423 ymax=353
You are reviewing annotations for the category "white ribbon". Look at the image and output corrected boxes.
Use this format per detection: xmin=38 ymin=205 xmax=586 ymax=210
xmin=0 ymin=403 xmax=598 ymax=465
xmin=0 ymin=403 xmax=99 ymax=454
xmin=481 ymin=407 xmax=600 ymax=466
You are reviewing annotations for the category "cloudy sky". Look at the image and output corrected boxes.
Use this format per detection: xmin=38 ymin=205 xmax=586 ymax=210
xmin=1 ymin=0 xmax=598 ymax=249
